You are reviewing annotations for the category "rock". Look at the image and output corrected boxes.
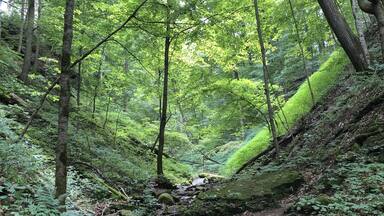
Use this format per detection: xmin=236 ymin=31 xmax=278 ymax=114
xmin=198 ymin=173 xmax=225 ymax=182
xmin=192 ymin=178 xmax=206 ymax=186
xmin=158 ymin=193 xmax=175 ymax=205
xmin=182 ymin=169 xmax=304 ymax=216
xmin=120 ymin=210 xmax=132 ymax=216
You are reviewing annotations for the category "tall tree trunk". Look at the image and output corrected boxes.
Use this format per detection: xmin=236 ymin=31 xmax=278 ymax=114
xmin=17 ymin=0 xmax=26 ymax=53
xmin=351 ymin=0 xmax=370 ymax=65
xmin=253 ymin=0 xmax=279 ymax=152
xmin=33 ymin=0 xmax=42 ymax=72
xmin=317 ymin=0 xmax=368 ymax=71
xmin=358 ymin=0 xmax=384 ymax=60
xmin=19 ymin=0 xmax=35 ymax=82
xmin=288 ymin=0 xmax=315 ymax=105
xmin=157 ymin=4 xmax=171 ymax=177
xmin=56 ymin=0 xmax=75 ymax=208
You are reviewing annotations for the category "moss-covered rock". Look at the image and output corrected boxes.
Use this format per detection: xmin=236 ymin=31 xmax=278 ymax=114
xmin=158 ymin=193 xmax=175 ymax=205
xmin=198 ymin=173 xmax=225 ymax=183
xmin=182 ymin=169 xmax=303 ymax=215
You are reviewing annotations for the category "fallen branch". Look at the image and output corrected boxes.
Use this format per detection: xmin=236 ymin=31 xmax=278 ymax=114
xmin=72 ymin=161 xmax=130 ymax=200
xmin=150 ymin=114 xmax=172 ymax=152
xmin=235 ymin=145 xmax=275 ymax=175
xmin=71 ymin=161 xmax=112 ymax=184
xmin=19 ymin=77 xmax=60 ymax=139
xmin=197 ymin=149 xmax=222 ymax=165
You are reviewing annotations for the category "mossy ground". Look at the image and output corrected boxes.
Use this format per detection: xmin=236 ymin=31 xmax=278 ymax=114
xmin=182 ymin=169 xmax=303 ymax=215
xmin=224 ymin=49 xmax=349 ymax=175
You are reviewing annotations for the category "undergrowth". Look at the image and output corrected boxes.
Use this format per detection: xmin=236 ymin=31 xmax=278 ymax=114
xmin=223 ymin=49 xmax=349 ymax=175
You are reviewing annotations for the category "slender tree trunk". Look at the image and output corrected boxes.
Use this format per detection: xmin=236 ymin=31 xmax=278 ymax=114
xmin=288 ymin=0 xmax=315 ymax=105
xmin=0 ymin=0 xmax=3 ymax=39
xmin=102 ymin=96 xmax=111 ymax=128
xmin=33 ymin=0 xmax=42 ymax=72
xmin=253 ymin=0 xmax=279 ymax=152
xmin=17 ymin=0 xmax=26 ymax=53
xmin=351 ymin=0 xmax=370 ymax=65
xmin=56 ymin=0 xmax=75 ymax=208
xmin=157 ymin=4 xmax=171 ymax=177
xmin=317 ymin=0 xmax=368 ymax=71
xmin=77 ymin=48 xmax=82 ymax=108
xmin=358 ymin=0 xmax=384 ymax=60
xmin=19 ymin=0 xmax=35 ymax=82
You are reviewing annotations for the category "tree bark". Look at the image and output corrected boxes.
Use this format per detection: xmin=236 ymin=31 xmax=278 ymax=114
xmin=0 ymin=0 xmax=3 ymax=39
xmin=358 ymin=0 xmax=384 ymax=60
xmin=351 ymin=0 xmax=370 ymax=65
xmin=318 ymin=0 xmax=368 ymax=71
xmin=157 ymin=2 xmax=171 ymax=177
xmin=32 ymin=0 xmax=42 ymax=72
xmin=17 ymin=0 xmax=26 ymax=53
xmin=253 ymin=0 xmax=279 ymax=152
xmin=19 ymin=0 xmax=35 ymax=82
xmin=56 ymin=0 xmax=75 ymax=208
xmin=77 ymin=47 xmax=82 ymax=108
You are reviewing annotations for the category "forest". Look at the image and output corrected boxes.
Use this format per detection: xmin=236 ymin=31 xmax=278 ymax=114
xmin=0 ymin=0 xmax=383 ymax=215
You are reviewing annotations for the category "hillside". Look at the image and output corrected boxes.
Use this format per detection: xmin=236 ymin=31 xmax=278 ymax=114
xmin=180 ymin=28 xmax=384 ymax=215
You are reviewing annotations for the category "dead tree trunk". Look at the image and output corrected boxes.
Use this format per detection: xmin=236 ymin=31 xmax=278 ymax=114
xmin=318 ymin=0 xmax=368 ymax=71
xmin=253 ymin=0 xmax=279 ymax=152
xmin=19 ymin=0 xmax=35 ymax=82
xmin=56 ymin=0 xmax=75 ymax=208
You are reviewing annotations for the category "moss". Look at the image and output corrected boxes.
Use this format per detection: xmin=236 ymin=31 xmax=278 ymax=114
xmin=158 ymin=193 xmax=175 ymax=205
xmin=224 ymin=50 xmax=349 ymax=175
xmin=183 ymin=169 xmax=303 ymax=215
xmin=199 ymin=169 xmax=303 ymax=201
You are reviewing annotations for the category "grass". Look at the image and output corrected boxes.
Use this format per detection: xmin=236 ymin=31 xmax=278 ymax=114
xmin=223 ymin=49 xmax=349 ymax=175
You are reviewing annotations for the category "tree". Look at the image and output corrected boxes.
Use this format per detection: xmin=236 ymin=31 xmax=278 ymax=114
xmin=19 ymin=0 xmax=35 ymax=82
xmin=351 ymin=0 xmax=370 ymax=65
xmin=56 ymin=0 xmax=75 ymax=207
xmin=357 ymin=0 xmax=384 ymax=59
xmin=33 ymin=0 xmax=43 ymax=72
xmin=253 ymin=0 xmax=278 ymax=152
xmin=0 ymin=0 xmax=3 ymax=39
xmin=317 ymin=0 xmax=368 ymax=71
xmin=157 ymin=1 xmax=171 ymax=177
xmin=17 ymin=0 xmax=26 ymax=53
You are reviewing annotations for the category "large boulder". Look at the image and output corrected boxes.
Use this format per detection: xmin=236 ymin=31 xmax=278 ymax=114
xmin=182 ymin=169 xmax=303 ymax=216
xmin=158 ymin=193 xmax=175 ymax=205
